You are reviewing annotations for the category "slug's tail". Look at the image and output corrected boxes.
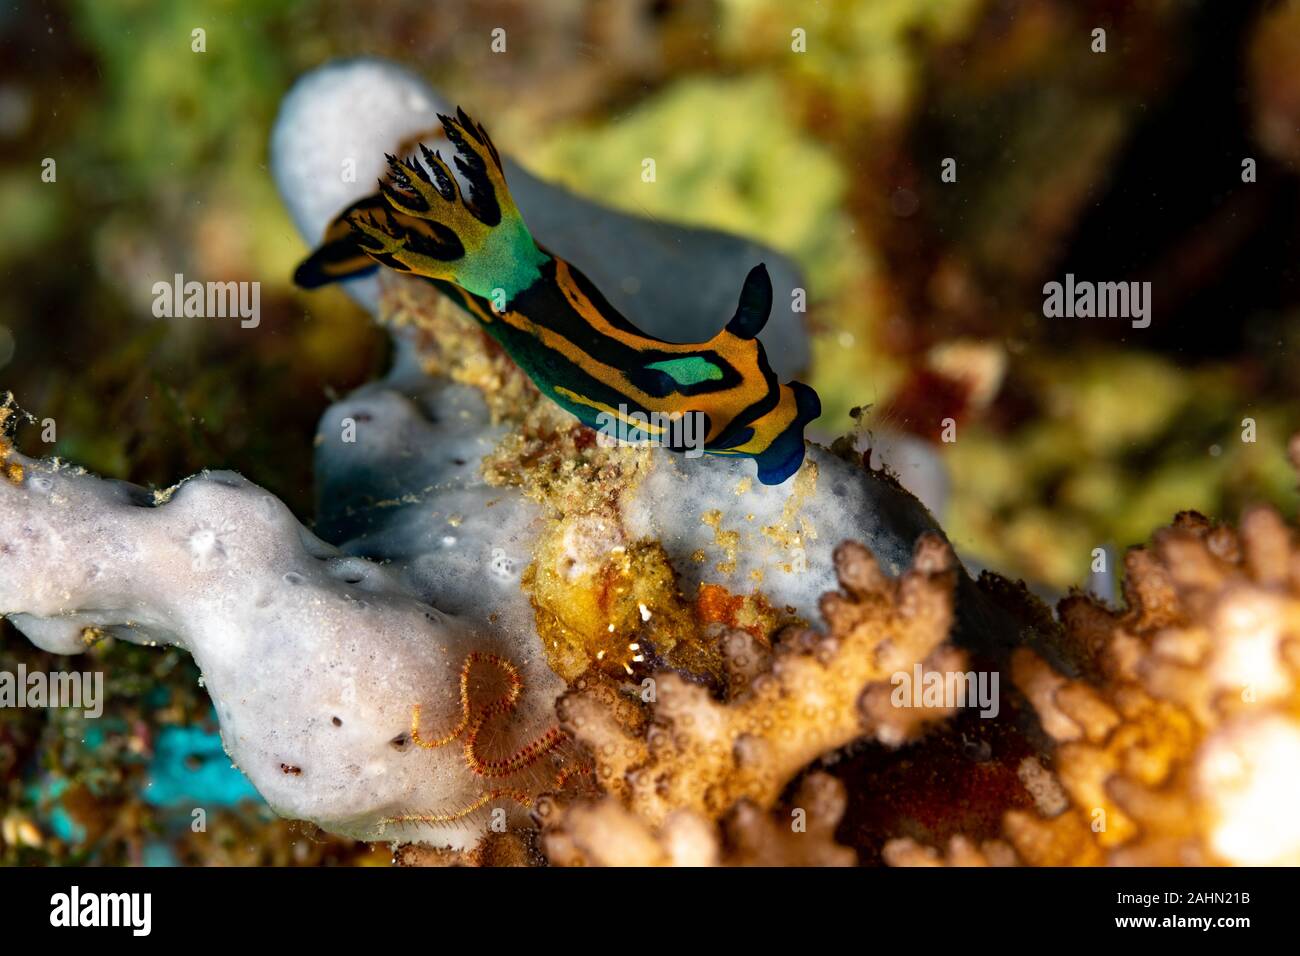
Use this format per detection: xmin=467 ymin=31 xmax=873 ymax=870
xmin=294 ymin=107 xmax=545 ymax=300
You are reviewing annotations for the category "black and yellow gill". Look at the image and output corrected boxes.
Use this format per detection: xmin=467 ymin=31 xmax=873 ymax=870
xmin=294 ymin=107 xmax=820 ymax=485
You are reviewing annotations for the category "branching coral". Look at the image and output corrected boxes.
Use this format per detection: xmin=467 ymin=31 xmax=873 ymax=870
xmin=538 ymin=535 xmax=964 ymax=864
xmin=887 ymin=505 xmax=1300 ymax=867
xmin=538 ymin=771 xmax=855 ymax=867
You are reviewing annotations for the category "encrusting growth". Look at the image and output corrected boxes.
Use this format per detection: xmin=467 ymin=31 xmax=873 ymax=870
xmin=887 ymin=504 xmax=1300 ymax=867
xmin=538 ymin=771 xmax=856 ymax=867
xmin=537 ymin=534 xmax=965 ymax=864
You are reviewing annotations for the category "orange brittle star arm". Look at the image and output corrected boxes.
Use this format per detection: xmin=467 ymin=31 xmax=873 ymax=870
xmin=409 ymin=651 xmax=566 ymax=777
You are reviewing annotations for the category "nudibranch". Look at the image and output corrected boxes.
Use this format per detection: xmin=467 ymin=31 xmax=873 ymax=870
xmin=294 ymin=108 xmax=820 ymax=485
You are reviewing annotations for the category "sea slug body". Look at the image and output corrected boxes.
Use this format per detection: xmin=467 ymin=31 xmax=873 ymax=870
xmin=294 ymin=108 xmax=820 ymax=485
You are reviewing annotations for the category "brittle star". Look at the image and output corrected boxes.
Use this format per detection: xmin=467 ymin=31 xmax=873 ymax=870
xmin=381 ymin=651 xmax=585 ymax=828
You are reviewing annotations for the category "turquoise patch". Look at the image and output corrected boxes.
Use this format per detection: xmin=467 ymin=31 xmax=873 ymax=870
xmin=646 ymin=356 xmax=723 ymax=386
xmin=142 ymin=719 xmax=261 ymax=808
